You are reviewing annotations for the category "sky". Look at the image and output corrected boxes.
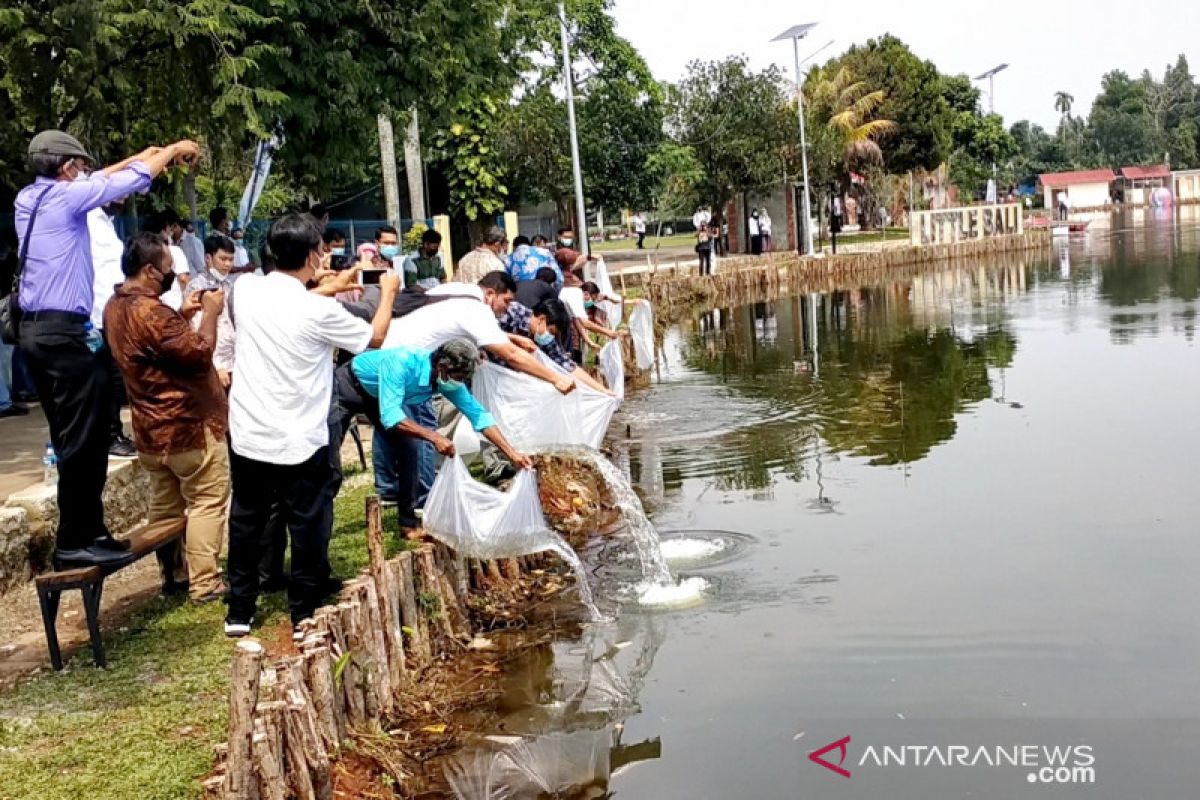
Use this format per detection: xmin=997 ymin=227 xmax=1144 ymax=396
xmin=609 ymin=0 xmax=1200 ymax=130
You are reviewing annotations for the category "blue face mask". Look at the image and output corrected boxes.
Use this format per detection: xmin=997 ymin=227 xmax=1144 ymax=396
xmin=331 ymin=247 xmax=346 ymax=257
xmin=437 ymin=378 xmax=464 ymax=392
xmin=584 ymin=299 xmax=595 ymax=309
xmin=380 ymin=245 xmax=400 ymax=259
xmin=534 ymin=331 xmax=555 ymax=346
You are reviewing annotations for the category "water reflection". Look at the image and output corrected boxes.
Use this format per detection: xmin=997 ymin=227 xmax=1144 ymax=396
xmin=445 ymin=617 xmax=665 ymax=799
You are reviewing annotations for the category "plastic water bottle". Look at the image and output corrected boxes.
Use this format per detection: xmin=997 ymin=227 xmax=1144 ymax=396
xmin=42 ymin=443 xmax=58 ymax=486
xmin=83 ymin=322 xmax=103 ymax=354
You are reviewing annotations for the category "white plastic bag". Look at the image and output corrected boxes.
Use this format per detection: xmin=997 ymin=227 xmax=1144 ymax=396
xmin=472 ymin=352 xmax=619 ymax=451
xmin=423 ymin=456 xmax=552 ymax=560
xmin=628 ymin=301 xmax=654 ymax=370
xmin=592 ymin=257 xmax=623 ymax=328
xmin=598 ymin=339 xmax=625 ymax=400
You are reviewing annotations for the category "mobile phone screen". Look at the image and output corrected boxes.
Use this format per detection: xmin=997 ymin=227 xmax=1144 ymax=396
xmin=361 ymin=269 xmax=385 ymax=286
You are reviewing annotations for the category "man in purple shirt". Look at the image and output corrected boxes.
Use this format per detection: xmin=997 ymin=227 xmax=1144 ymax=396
xmin=15 ymin=130 xmax=199 ymax=567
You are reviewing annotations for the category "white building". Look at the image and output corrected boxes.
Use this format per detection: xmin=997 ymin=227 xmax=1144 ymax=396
xmin=1173 ymin=169 xmax=1200 ymax=203
xmin=1039 ymin=169 xmax=1115 ymax=210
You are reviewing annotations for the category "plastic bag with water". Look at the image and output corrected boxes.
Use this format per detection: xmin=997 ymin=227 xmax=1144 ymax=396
xmin=627 ymin=302 xmax=654 ymax=370
xmin=598 ymin=339 xmax=625 ymax=400
xmin=422 ymin=456 xmax=598 ymax=615
xmin=472 ymin=353 xmax=620 ymax=452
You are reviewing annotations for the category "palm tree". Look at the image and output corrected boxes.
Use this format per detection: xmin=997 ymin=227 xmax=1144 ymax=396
xmin=1054 ymin=91 xmax=1074 ymax=120
xmin=808 ymin=67 xmax=898 ymax=170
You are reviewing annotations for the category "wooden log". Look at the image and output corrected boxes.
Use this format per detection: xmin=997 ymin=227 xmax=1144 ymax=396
xmin=225 ymin=639 xmax=265 ymax=800
xmin=301 ymin=644 xmax=341 ymax=750
xmin=252 ymin=732 xmax=287 ymax=800
xmin=501 ymin=557 xmax=522 ymax=582
xmin=395 ymin=551 xmax=430 ymax=666
xmin=336 ymin=602 xmax=366 ymax=727
xmin=433 ymin=543 xmax=470 ymax=639
xmin=256 ymin=699 xmax=287 ymax=774
xmin=485 ymin=559 xmax=504 ymax=587
xmin=364 ymin=502 xmax=407 ymax=696
xmin=359 ymin=579 xmax=395 ymax=713
xmin=415 ymin=546 xmax=455 ymax=645
xmin=345 ymin=595 xmax=382 ymax=721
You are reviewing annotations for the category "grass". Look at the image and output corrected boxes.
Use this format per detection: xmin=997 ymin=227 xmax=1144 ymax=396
xmin=592 ymin=233 xmax=698 ymax=252
xmin=0 ymin=475 xmax=405 ymax=800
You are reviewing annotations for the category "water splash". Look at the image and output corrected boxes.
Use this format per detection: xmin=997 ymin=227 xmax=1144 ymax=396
xmin=546 ymin=447 xmax=673 ymax=586
xmin=544 ymin=539 xmax=599 ymax=620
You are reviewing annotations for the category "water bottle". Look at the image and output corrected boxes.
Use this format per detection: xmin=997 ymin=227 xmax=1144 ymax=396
xmin=84 ymin=322 xmax=104 ymax=354
xmin=42 ymin=443 xmax=58 ymax=486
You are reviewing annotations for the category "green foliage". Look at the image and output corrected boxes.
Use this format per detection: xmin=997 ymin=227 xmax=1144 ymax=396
xmin=432 ymin=98 xmax=510 ymax=223
xmin=821 ymin=35 xmax=953 ymax=173
xmin=646 ymin=141 xmax=705 ymax=216
xmin=404 ymin=222 xmax=429 ymax=251
xmin=667 ymin=56 xmax=795 ymax=218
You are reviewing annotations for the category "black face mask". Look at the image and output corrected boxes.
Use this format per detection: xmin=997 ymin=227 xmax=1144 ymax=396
xmin=157 ymin=268 xmax=176 ymax=296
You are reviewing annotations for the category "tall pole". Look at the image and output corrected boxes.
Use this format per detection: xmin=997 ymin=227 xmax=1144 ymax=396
xmin=377 ymin=113 xmax=401 ymax=226
xmin=560 ymin=3 xmax=589 ymax=256
xmin=792 ymin=37 xmax=815 ymax=256
xmin=403 ymin=107 xmax=427 ymax=222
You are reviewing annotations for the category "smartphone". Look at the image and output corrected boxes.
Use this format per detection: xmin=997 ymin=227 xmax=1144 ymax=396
xmin=361 ymin=269 xmax=385 ymax=286
xmin=330 ymin=254 xmax=352 ymax=271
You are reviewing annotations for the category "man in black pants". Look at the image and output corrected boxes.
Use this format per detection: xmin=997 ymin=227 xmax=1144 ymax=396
xmin=223 ymin=214 xmax=398 ymax=638
xmin=14 ymin=130 xmax=199 ymax=567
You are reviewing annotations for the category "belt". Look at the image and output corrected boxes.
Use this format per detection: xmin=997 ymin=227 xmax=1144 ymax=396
xmin=22 ymin=310 xmax=88 ymax=324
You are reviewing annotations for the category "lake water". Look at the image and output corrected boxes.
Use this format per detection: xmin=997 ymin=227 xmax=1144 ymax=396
xmin=449 ymin=212 xmax=1200 ymax=799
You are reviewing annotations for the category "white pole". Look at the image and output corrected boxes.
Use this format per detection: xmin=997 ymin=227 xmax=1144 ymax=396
xmin=377 ymin=113 xmax=401 ymax=227
xmin=560 ymin=3 xmax=590 ymax=257
xmin=793 ymin=37 xmax=815 ymax=256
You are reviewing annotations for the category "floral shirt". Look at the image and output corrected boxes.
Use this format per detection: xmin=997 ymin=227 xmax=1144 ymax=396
xmin=497 ymin=301 xmax=575 ymax=372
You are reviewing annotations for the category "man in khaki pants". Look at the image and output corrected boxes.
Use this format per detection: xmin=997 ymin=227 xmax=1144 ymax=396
xmin=104 ymin=232 xmax=230 ymax=602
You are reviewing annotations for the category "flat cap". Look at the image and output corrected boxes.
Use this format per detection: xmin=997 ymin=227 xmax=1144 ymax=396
xmin=28 ymin=130 xmax=92 ymax=162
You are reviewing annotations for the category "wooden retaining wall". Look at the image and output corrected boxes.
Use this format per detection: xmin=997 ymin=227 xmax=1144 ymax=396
xmin=210 ymin=496 xmax=551 ymax=799
xmin=645 ymin=230 xmax=1051 ymax=313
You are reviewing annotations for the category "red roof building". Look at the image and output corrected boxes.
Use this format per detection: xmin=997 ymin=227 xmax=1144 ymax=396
xmin=1039 ymin=169 xmax=1116 ymax=188
xmin=1118 ymin=164 xmax=1170 ymax=180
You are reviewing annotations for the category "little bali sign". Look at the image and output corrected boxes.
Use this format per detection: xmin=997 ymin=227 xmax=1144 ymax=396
xmin=910 ymin=203 xmax=1024 ymax=246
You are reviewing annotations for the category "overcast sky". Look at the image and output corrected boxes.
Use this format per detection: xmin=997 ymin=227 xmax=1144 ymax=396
xmin=609 ymin=0 xmax=1200 ymax=130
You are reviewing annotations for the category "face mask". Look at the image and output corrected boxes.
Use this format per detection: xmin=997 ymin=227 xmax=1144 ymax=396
xmin=437 ymin=378 xmax=464 ymax=392
xmin=331 ymin=247 xmax=346 ymax=257
xmin=584 ymin=299 xmax=595 ymax=309
xmin=380 ymin=245 xmax=400 ymax=259
xmin=73 ymin=170 xmax=91 ymax=183
xmin=559 ymin=238 xmax=574 ymax=247
xmin=156 ymin=267 xmax=176 ymax=296
xmin=534 ymin=331 xmax=555 ymax=347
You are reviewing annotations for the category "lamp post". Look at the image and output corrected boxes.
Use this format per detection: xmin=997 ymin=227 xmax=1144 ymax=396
xmin=973 ymin=63 xmax=1009 ymax=115
xmin=773 ymin=23 xmax=819 ymax=256
xmin=974 ymin=63 xmax=1009 ymax=202
xmin=560 ymin=3 xmax=589 ymax=256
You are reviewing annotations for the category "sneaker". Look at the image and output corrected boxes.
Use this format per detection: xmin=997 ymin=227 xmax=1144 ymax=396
xmin=378 ymin=496 xmax=399 ymax=509
xmin=0 ymin=405 xmax=29 ymax=418
xmin=224 ymin=618 xmax=254 ymax=638
xmin=108 ymin=435 xmax=137 ymax=460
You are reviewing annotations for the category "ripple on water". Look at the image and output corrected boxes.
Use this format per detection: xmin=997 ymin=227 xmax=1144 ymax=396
xmin=657 ymin=529 xmax=755 ymax=569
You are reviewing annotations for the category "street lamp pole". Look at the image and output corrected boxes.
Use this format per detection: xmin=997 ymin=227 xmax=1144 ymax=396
xmin=974 ymin=63 xmax=1009 ymax=199
xmin=774 ymin=23 xmax=819 ymax=256
xmin=560 ymin=3 xmax=589 ymax=256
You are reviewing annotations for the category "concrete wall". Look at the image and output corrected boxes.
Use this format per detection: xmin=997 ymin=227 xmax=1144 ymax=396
xmin=909 ymin=203 xmax=1023 ymax=246
xmin=1175 ymin=173 xmax=1200 ymax=202
xmin=1067 ymin=182 xmax=1111 ymax=208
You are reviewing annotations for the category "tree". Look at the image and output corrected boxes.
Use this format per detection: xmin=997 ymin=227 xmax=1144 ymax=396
xmin=1089 ymin=70 xmax=1158 ymax=166
xmin=821 ymin=35 xmax=954 ymax=173
xmin=666 ymin=56 xmax=795 ymax=221
xmin=1054 ymin=91 xmax=1074 ymax=120
xmin=431 ymin=97 xmax=509 ymax=225
xmin=805 ymin=66 xmax=897 ymax=175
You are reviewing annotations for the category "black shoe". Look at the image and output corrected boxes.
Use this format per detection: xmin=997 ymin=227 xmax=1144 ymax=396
xmin=13 ymin=391 xmax=38 ymax=404
xmin=0 ymin=405 xmax=29 ymax=418
xmin=54 ymin=546 xmax=137 ymax=569
xmin=93 ymin=535 xmax=131 ymax=552
xmin=162 ymin=580 xmax=190 ymax=597
xmin=108 ymin=435 xmax=137 ymax=460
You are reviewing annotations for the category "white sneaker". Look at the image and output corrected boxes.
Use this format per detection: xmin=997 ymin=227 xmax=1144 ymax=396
xmin=224 ymin=618 xmax=254 ymax=638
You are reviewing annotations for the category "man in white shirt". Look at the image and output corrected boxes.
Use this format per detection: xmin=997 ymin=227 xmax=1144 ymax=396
xmin=183 ymin=234 xmax=241 ymax=388
xmin=144 ymin=210 xmax=193 ymax=311
xmin=224 ymin=214 xmax=399 ymax=637
xmin=230 ymin=228 xmax=251 ymax=269
xmin=634 ymin=213 xmax=647 ymax=249
xmin=748 ymin=209 xmax=763 ymax=255
xmin=88 ymin=204 xmax=139 ymax=458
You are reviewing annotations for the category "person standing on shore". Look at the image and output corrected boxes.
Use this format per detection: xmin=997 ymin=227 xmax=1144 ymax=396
xmin=759 ymin=208 xmax=773 ymax=252
xmin=748 ymin=209 xmax=763 ymax=255
xmin=634 ymin=213 xmax=647 ymax=249
xmin=14 ymin=130 xmax=199 ymax=568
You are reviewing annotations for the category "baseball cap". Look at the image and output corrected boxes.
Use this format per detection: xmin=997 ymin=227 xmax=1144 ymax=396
xmin=28 ymin=130 xmax=93 ymax=163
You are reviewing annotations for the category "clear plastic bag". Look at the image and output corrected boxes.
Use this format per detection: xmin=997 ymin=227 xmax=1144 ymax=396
xmin=627 ymin=301 xmax=654 ymax=370
xmin=423 ymin=456 xmax=554 ymax=560
xmin=472 ymin=353 xmax=619 ymax=451
xmin=598 ymin=339 xmax=625 ymax=400
xmin=592 ymin=257 xmax=624 ymax=327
